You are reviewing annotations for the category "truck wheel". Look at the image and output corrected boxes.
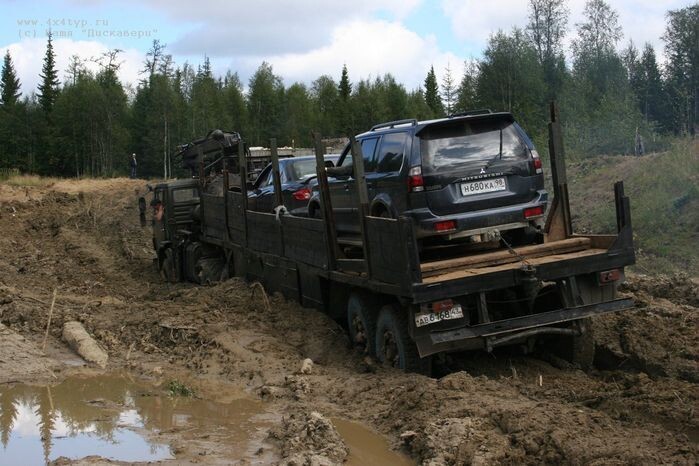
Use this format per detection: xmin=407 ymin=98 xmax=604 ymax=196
xmin=553 ymin=318 xmax=595 ymax=371
xmin=375 ymin=304 xmax=431 ymax=375
xmin=160 ymin=248 xmax=177 ymax=283
xmin=347 ymin=292 xmax=378 ymax=356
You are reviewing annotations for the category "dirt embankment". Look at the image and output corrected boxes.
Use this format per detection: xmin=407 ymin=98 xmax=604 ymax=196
xmin=0 ymin=178 xmax=696 ymax=465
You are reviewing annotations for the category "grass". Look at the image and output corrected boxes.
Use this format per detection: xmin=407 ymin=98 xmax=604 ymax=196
xmin=167 ymin=380 xmax=196 ymax=397
xmin=567 ymin=139 xmax=698 ymax=274
xmin=0 ymin=168 xmax=20 ymax=181
xmin=1 ymin=174 xmax=61 ymax=187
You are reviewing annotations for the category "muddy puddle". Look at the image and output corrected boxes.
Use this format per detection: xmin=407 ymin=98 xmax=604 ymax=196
xmin=333 ymin=418 xmax=414 ymax=466
xmin=0 ymin=373 xmax=276 ymax=465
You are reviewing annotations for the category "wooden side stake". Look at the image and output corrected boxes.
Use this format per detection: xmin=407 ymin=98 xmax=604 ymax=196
xmin=42 ymin=288 xmax=57 ymax=352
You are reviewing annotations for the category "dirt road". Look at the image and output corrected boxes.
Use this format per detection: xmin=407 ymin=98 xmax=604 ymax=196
xmin=0 ymin=178 xmax=696 ymax=465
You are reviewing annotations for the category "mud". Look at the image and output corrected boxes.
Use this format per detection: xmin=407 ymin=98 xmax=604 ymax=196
xmin=0 ymin=178 xmax=696 ymax=464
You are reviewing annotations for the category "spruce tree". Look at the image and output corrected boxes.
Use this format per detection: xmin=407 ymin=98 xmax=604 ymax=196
xmin=638 ymin=43 xmax=665 ymax=126
xmin=456 ymin=59 xmax=479 ymax=113
xmin=0 ymin=50 xmax=21 ymax=106
xmin=337 ymin=64 xmax=353 ymax=135
xmin=441 ymin=63 xmax=456 ymax=115
xmin=424 ymin=66 xmax=444 ymax=117
xmin=37 ymin=32 xmax=60 ymax=113
xmin=338 ymin=64 xmax=352 ymax=101
xmin=664 ymin=4 xmax=698 ymax=135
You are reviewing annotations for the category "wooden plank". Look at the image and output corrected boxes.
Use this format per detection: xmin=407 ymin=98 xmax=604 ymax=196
xmin=545 ymin=101 xmax=572 ymax=241
xmin=237 ymin=141 xmax=248 ymax=246
xmin=349 ymin=134 xmax=370 ymax=275
xmin=336 ymin=259 xmax=367 ymax=274
xmin=337 ymin=236 xmax=363 ymax=247
xmin=420 ymin=237 xmax=591 ymax=276
xmin=365 ymin=216 xmax=414 ymax=288
xmin=422 ymin=248 xmax=606 ymax=284
xmin=246 ymin=211 xmax=283 ymax=255
xmin=270 ymin=138 xmax=283 ymax=208
xmin=226 ymin=191 xmax=246 ymax=245
xmin=201 ymin=193 xmax=226 ymax=240
xmin=313 ymin=132 xmax=340 ymax=269
xmin=281 ymin=216 xmax=328 ymax=268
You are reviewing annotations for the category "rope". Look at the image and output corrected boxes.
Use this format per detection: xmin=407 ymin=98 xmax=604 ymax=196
xmin=497 ymin=230 xmax=534 ymax=270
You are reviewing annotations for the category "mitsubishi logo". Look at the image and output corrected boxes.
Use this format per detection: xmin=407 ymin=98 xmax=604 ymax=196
xmin=480 ymin=167 xmax=486 ymax=174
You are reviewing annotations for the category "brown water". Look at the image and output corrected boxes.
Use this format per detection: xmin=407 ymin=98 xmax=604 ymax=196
xmin=0 ymin=373 xmax=275 ymax=465
xmin=333 ymin=418 xmax=415 ymax=466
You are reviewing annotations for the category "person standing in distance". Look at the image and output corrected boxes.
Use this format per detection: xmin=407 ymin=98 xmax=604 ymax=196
xmin=130 ymin=153 xmax=137 ymax=179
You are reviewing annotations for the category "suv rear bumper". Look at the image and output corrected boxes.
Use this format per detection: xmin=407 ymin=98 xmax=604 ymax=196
xmin=407 ymin=190 xmax=548 ymax=239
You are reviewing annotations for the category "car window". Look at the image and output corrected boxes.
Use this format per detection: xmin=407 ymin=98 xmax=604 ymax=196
xmin=289 ymin=159 xmax=318 ymax=182
xmin=258 ymin=168 xmax=273 ymax=188
xmin=419 ymin=119 xmax=528 ymax=173
xmin=172 ymin=187 xmax=198 ymax=203
xmin=338 ymin=139 xmax=378 ymax=170
xmin=376 ymin=133 xmax=408 ymax=173
xmin=360 ymin=138 xmax=379 ymax=172
xmin=338 ymin=145 xmax=352 ymax=167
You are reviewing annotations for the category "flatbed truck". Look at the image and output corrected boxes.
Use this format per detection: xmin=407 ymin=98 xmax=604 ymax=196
xmin=142 ymin=105 xmax=635 ymax=373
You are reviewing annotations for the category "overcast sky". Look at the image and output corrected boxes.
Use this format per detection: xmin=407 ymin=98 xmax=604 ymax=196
xmin=0 ymin=0 xmax=694 ymax=97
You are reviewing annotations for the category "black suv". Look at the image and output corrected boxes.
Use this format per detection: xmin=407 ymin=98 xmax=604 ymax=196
xmin=309 ymin=111 xmax=547 ymax=245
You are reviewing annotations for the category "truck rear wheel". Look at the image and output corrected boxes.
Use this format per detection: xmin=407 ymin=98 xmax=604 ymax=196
xmin=160 ymin=248 xmax=178 ymax=283
xmin=347 ymin=292 xmax=378 ymax=356
xmin=375 ymin=304 xmax=431 ymax=375
xmin=552 ymin=318 xmax=595 ymax=371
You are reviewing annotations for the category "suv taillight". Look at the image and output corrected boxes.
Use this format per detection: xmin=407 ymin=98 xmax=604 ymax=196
xmin=408 ymin=166 xmax=424 ymax=192
xmin=531 ymin=149 xmax=543 ymax=174
xmin=524 ymin=206 xmax=544 ymax=218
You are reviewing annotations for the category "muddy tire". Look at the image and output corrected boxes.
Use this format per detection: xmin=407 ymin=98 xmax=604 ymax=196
xmin=375 ymin=304 xmax=431 ymax=375
xmin=553 ymin=318 xmax=595 ymax=371
xmin=347 ymin=292 xmax=378 ymax=356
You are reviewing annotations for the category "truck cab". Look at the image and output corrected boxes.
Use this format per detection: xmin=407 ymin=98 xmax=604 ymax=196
xmin=141 ymin=179 xmax=201 ymax=281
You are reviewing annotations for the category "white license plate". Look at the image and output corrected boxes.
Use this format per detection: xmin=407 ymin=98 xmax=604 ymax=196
xmin=460 ymin=177 xmax=506 ymax=196
xmin=414 ymin=304 xmax=464 ymax=328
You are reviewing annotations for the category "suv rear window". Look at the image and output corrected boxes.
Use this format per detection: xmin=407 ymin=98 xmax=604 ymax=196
xmin=419 ymin=119 xmax=528 ymax=173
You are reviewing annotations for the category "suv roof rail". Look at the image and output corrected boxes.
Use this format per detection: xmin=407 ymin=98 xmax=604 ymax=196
xmin=370 ymin=118 xmax=418 ymax=131
xmin=449 ymin=109 xmax=493 ymax=118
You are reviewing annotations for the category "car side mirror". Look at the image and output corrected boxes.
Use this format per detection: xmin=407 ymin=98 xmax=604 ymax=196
xmin=324 ymin=160 xmax=335 ymax=168
xmin=326 ymin=165 xmax=352 ymax=180
xmin=246 ymin=181 xmax=255 ymax=190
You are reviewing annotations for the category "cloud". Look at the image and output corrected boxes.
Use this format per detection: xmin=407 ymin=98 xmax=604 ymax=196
xmin=233 ymin=19 xmax=461 ymax=90
xmin=137 ymin=0 xmax=422 ymax=57
xmin=441 ymin=0 xmax=527 ymax=47
xmin=441 ymin=0 xmax=690 ymax=63
xmin=1 ymin=37 xmax=144 ymax=96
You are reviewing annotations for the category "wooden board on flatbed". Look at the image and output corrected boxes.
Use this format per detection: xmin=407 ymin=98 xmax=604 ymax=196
xmin=420 ymin=237 xmax=592 ymax=278
xmin=422 ymin=247 xmax=606 ymax=284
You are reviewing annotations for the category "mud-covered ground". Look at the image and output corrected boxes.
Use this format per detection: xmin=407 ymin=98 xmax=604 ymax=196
xmin=0 ymin=178 xmax=696 ymax=465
